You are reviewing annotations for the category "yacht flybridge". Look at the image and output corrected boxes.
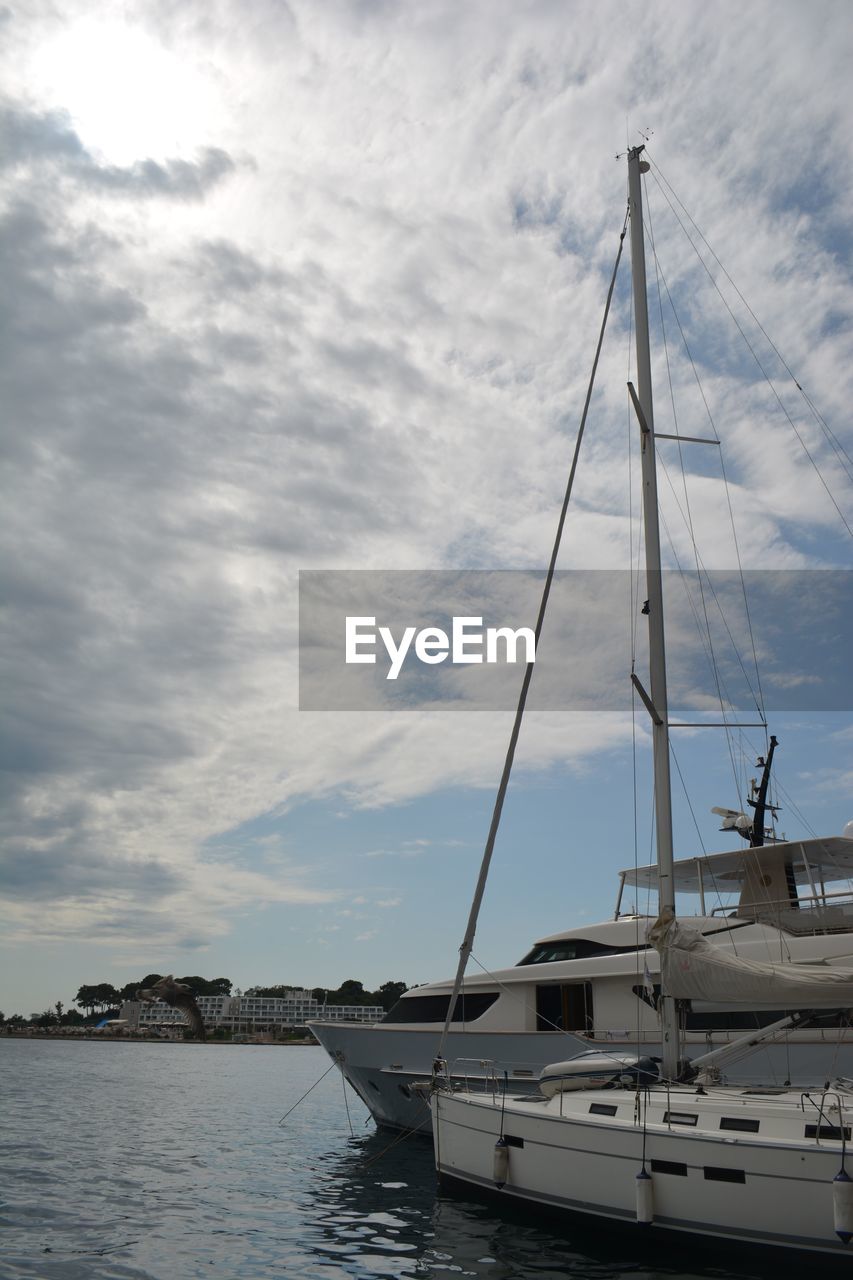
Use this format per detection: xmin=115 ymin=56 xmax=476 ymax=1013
xmin=309 ymin=822 xmax=853 ymax=1136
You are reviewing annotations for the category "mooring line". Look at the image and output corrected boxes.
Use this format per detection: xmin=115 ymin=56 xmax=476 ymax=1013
xmin=277 ymin=1059 xmax=339 ymax=1126
xmin=342 ymin=1065 xmax=355 ymax=1137
xmin=359 ymin=1107 xmax=432 ymax=1171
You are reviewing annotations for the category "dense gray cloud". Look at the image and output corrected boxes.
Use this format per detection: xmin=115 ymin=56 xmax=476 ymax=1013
xmin=1 ymin=100 xmax=238 ymax=197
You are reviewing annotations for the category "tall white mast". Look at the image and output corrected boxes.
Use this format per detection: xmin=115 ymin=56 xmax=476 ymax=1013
xmin=627 ymin=145 xmax=680 ymax=1080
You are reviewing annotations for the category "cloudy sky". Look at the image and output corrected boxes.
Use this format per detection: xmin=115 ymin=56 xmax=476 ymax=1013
xmin=2 ymin=0 xmax=853 ymax=1016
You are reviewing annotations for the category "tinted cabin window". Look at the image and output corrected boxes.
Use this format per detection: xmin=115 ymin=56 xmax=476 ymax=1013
xmin=720 ymin=1117 xmax=760 ymax=1133
xmin=535 ymin=983 xmax=593 ymax=1033
xmin=651 ymin=1159 xmax=687 ymax=1177
xmin=519 ymin=940 xmax=642 ymax=965
xmin=804 ymin=1124 xmax=851 ymax=1141
xmin=382 ymin=992 xmax=499 ymax=1024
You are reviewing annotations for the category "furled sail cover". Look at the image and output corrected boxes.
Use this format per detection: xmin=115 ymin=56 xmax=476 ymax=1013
xmin=648 ymin=911 xmax=853 ymax=1008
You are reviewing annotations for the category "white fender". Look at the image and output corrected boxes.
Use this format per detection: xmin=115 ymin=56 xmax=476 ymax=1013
xmin=833 ymin=1170 xmax=853 ymax=1244
xmin=493 ymin=1137 xmax=509 ymax=1188
xmin=635 ymin=1168 xmax=654 ymax=1225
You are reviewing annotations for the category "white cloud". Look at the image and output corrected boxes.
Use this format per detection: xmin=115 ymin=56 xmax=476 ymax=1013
xmin=1 ymin=0 xmax=851 ymax=983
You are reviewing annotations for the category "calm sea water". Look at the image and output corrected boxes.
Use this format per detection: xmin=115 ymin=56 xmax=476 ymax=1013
xmin=0 ymin=1039 xmax=833 ymax=1279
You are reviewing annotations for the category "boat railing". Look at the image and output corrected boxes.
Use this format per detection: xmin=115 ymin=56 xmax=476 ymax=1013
xmin=447 ymin=1057 xmax=541 ymax=1098
xmin=446 ymin=1057 xmax=501 ymax=1098
xmin=709 ymin=888 xmax=853 ymax=933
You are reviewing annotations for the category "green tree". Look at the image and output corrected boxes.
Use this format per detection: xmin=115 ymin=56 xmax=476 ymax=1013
xmin=176 ymin=975 xmax=233 ymax=997
xmin=93 ymin=983 xmax=120 ymax=1012
xmin=327 ymin=979 xmax=376 ymax=1007
xmin=75 ymin=985 xmax=100 ymax=1015
xmin=75 ymin=984 xmax=120 ymax=1016
xmin=376 ymin=981 xmax=407 ymax=1012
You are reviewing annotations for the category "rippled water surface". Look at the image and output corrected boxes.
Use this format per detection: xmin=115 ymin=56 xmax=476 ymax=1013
xmin=0 ymin=1039 xmax=832 ymax=1279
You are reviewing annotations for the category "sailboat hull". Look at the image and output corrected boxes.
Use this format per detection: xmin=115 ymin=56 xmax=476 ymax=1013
xmin=432 ymin=1085 xmax=853 ymax=1254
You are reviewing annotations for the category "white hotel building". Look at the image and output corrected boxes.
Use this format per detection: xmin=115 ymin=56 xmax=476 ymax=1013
xmin=120 ymin=989 xmax=384 ymax=1033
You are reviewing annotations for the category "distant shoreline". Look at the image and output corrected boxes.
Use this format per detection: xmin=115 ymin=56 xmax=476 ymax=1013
xmin=2 ymin=1031 xmax=318 ymax=1046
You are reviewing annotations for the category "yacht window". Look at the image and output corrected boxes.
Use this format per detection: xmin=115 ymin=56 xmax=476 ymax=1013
xmin=589 ymin=1103 xmax=618 ymax=1116
xmin=535 ymin=983 xmax=593 ymax=1033
xmin=518 ymin=940 xmax=643 ymax=964
xmin=381 ymin=992 xmax=499 ymax=1024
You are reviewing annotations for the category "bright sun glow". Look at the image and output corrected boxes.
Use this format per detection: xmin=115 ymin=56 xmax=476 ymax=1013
xmin=32 ymin=19 xmax=221 ymax=167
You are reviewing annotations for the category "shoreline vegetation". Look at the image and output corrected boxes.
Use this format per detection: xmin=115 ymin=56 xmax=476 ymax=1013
xmin=0 ymin=974 xmax=407 ymax=1036
xmin=2 ymin=1028 xmax=318 ymax=1044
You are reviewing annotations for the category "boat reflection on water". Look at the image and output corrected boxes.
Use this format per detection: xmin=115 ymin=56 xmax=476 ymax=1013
xmin=306 ymin=1129 xmax=433 ymax=1277
xmin=305 ymin=1126 xmax=810 ymax=1280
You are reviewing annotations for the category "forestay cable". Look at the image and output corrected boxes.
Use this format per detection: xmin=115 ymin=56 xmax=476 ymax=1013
xmin=436 ymin=207 xmax=630 ymax=1067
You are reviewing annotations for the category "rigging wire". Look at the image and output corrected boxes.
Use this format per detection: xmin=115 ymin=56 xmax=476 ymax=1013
xmin=645 ymin=154 xmax=853 ymax=541
xmin=647 ymin=153 xmax=853 ymax=483
xmin=654 ymin=473 xmax=743 ymax=804
xmin=644 ymin=181 xmax=759 ymax=805
xmin=656 ymin=455 xmax=764 ymax=722
xmin=640 ymin=188 xmax=766 ymax=725
xmin=629 ymin=166 xmax=820 ymax=957
xmin=436 ymin=207 xmax=631 ymax=1066
xmin=669 ymin=739 xmax=707 ymax=857
xmin=652 ymin=486 xmax=796 ymax=942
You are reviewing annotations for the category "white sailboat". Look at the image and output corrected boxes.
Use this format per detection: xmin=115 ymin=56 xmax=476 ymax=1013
xmin=429 ymin=145 xmax=853 ymax=1254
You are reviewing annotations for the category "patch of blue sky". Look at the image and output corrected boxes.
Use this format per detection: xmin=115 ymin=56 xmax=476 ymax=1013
xmin=509 ymin=185 xmax=599 ymax=261
xmin=819 ymin=308 xmax=853 ymax=342
xmin=202 ymin=711 xmax=853 ymax=992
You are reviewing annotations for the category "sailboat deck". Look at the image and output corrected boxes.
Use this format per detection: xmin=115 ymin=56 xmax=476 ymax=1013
xmin=440 ymin=1080 xmax=853 ymax=1151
